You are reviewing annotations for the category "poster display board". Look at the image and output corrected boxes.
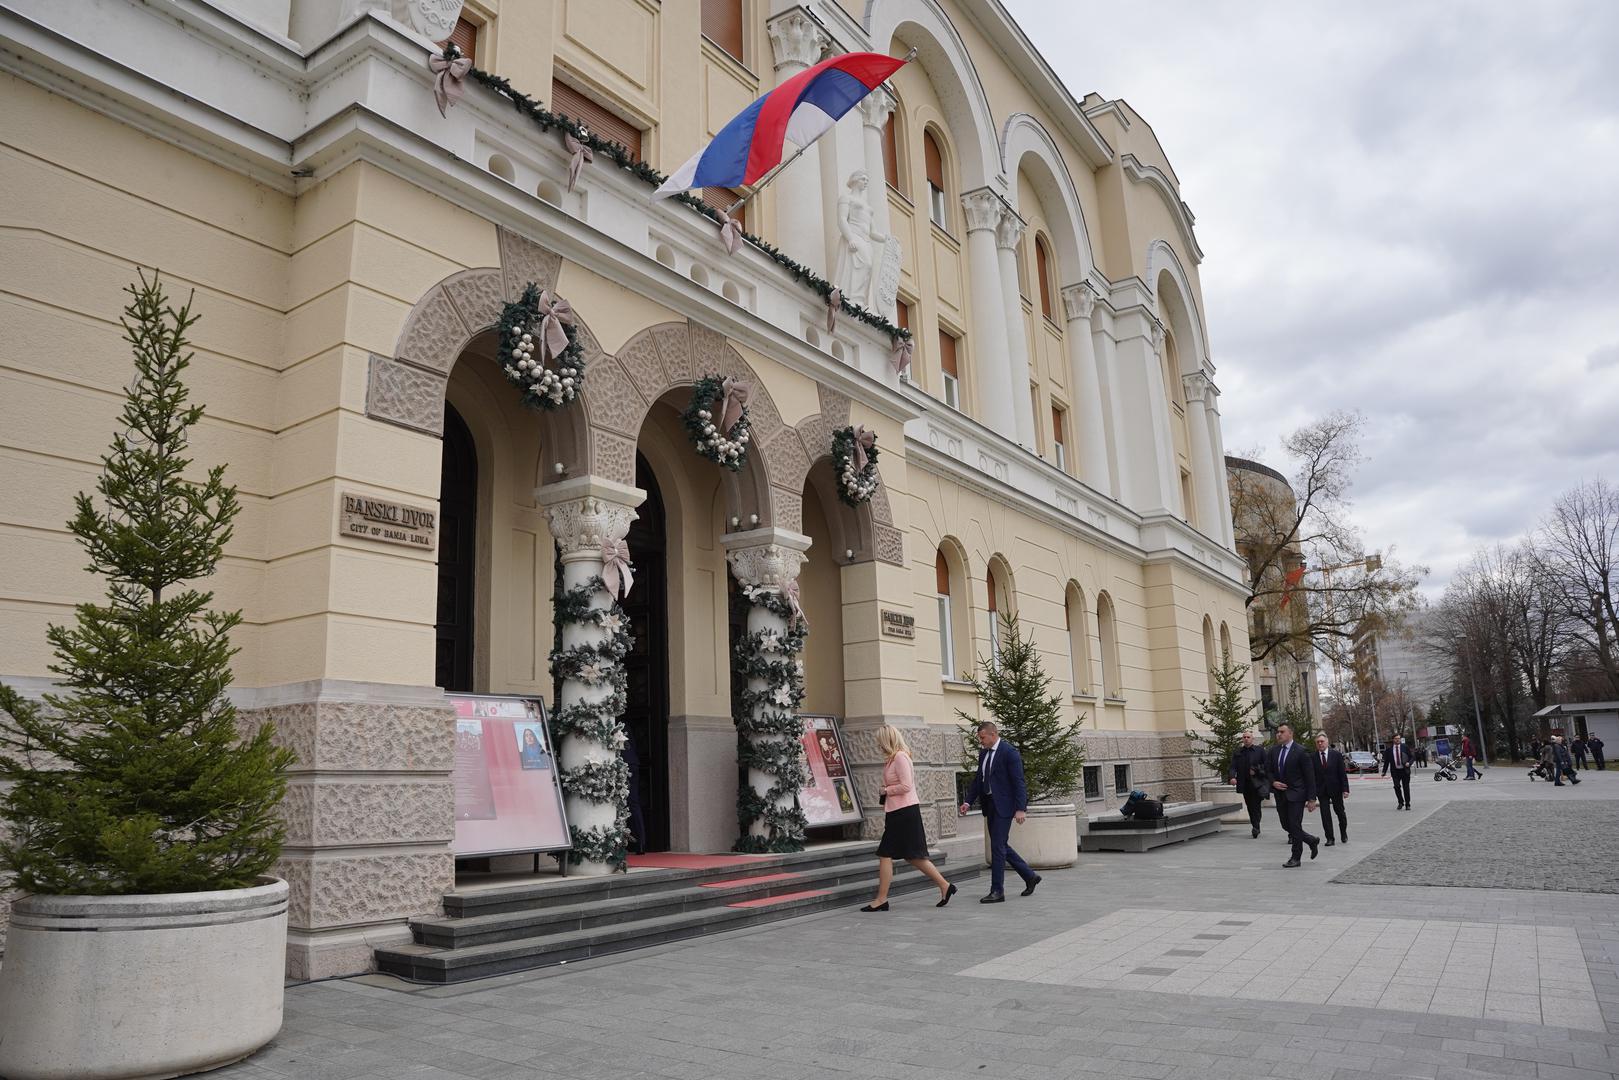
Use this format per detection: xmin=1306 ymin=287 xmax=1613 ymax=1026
xmin=449 ymin=694 xmax=571 ymax=858
xmin=799 ymin=714 xmax=863 ymax=827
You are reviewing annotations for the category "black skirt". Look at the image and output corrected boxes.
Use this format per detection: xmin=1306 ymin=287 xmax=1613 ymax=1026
xmin=875 ymin=803 xmax=928 ymax=860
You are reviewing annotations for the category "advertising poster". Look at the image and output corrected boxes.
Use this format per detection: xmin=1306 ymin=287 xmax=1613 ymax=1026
xmin=799 ymin=714 xmax=863 ymax=828
xmin=448 ymin=695 xmax=571 ymax=858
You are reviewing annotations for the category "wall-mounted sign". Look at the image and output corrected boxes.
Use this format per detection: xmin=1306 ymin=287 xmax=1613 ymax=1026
xmin=880 ymin=609 xmax=915 ymax=639
xmin=340 ymin=492 xmax=436 ymax=549
xmin=448 ymin=694 xmax=571 ymax=858
xmin=799 ymin=714 xmax=863 ymax=828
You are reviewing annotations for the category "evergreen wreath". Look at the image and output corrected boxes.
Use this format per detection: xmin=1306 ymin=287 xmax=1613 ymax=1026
xmin=683 ymin=375 xmax=751 ymax=470
xmin=731 ymin=586 xmax=811 ymax=853
xmin=831 ymin=426 xmax=880 ymax=506
xmin=455 ymin=63 xmax=914 ymax=352
xmin=550 ymin=576 xmax=632 ymax=869
xmin=497 ymin=283 xmax=585 ymax=409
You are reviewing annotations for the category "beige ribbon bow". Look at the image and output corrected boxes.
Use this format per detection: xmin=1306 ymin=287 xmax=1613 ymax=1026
xmin=563 ymin=131 xmax=594 ymax=192
xmin=719 ymin=377 xmax=751 ymax=433
xmin=535 ymin=290 xmax=574 ymax=363
xmin=780 ymin=579 xmax=808 ymax=630
xmin=850 ymin=425 xmax=877 ymax=472
xmin=717 ymin=210 xmax=744 ymax=257
xmin=825 ymin=288 xmax=842 ymax=334
xmin=427 ymin=50 xmax=472 ymax=118
xmin=889 ymin=335 xmax=913 ymax=377
xmin=600 ymin=537 xmax=634 ymax=600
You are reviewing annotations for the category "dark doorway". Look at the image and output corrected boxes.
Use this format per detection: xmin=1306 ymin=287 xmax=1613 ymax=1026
xmin=435 ymin=403 xmax=477 ymax=692
xmin=622 ymin=454 xmax=671 ymax=851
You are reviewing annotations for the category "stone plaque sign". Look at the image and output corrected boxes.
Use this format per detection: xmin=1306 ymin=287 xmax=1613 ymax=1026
xmin=880 ymin=609 xmax=915 ymax=639
xmin=341 ymin=492 xmax=437 ymax=549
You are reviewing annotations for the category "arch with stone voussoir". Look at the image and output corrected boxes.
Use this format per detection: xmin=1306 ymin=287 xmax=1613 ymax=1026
xmin=1000 ymin=112 xmax=1098 ymax=284
xmin=367 ymin=227 xmax=904 ymax=565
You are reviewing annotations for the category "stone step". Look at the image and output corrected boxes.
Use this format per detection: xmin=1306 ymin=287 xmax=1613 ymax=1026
xmin=411 ymin=858 xmax=949 ymax=949
xmin=376 ymin=861 xmax=979 ymax=984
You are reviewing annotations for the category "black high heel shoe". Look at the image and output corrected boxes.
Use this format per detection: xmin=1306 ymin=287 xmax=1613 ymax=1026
xmin=859 ymin=902 xmax=889 ymax=912
xmin=937 ymin=883 xmax=958 ymax=908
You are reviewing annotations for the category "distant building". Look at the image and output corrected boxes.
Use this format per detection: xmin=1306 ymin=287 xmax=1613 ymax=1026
xmin=1361 ymin=609 xmax=1450 ymax=709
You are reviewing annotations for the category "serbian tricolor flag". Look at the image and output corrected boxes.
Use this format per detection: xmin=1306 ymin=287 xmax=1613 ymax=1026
xmin=1279 ymin=564 xmax=1307 ymax=609
xmin=654 ymin=51 xmax=907 ymax=198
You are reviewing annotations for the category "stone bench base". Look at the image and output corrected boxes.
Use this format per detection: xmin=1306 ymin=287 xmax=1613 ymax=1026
xmin=1080 ymin=801 xmax=1225 ymax=853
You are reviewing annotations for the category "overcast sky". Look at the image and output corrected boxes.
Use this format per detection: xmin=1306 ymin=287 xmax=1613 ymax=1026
xmin=1007 ymin=1 xmax=1619 ymax=595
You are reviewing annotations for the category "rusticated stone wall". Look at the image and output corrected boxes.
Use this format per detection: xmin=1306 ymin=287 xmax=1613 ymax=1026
xmin=842 ymin=718 xmax=964 ymax=848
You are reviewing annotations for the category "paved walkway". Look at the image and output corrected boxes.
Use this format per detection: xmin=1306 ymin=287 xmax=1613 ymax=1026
xmin=216 ymin=769 xmax=1619 ymax=1080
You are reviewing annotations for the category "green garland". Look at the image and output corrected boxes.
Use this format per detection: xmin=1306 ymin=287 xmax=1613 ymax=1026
xmin=731 ymin=585 xmax=810 ymax=853
xmin=830 ymin=426 xmax=880 ymax=506
xmin=683 ymin=375 xmax=751 ymax=470
xmin=497 ymin=283 xmax=585 ymax=409
xmin=549 ymin=576 xmax=632 ymax=869
xmin=456 ymin=57 xmax=913 ymax=348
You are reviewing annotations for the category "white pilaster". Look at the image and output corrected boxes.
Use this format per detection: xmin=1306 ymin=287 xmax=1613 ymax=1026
xmin=960 ymin=188 xmax=1018 ymax=439
xmin=1203 ymin=377 xmax=1237 ymax=548
xmin=1059 ymin=282 xmax=1113 ymax=496
xmin=994 ymin=205 xmax=1038 ymax=449
xmin=1181 ymin=370 xmax=1225 ymax=537
xmin=1106 ymin=312 xmax=1178 ymax=515
xmin=767 ymin=11 xmax=831 ymax=273
xmin=857 ymin=88 xmax=896 ymax=318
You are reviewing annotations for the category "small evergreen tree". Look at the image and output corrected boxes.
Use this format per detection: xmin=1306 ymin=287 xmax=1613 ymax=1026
xmin=0 ymin=271 xmax=293 ymax=895
xmin=1186 ymin=656 xmax=1260 ymax=775
xmin=956 ymin=613 xmax=1085 ymax=803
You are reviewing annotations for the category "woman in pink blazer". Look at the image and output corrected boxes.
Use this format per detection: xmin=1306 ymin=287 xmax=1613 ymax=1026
xmin=862 ymin=725 xmax=956 ymax=911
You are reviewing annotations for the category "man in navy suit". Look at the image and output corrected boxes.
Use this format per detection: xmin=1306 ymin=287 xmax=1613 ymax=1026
xmin=1265 ymin=723 xmax=1320 ymax=868
xmin=1382 ymin=733 xmax=1413 ymax=809
xmin=958 ymin=720 xmax=1040 ymax=903
xmin=1312 ymin=733 xmax=1350 ymax=846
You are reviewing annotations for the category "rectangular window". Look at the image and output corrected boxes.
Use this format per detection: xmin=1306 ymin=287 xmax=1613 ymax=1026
xmin=937 ymin=594 xmax=955 ymax=678
xmin=448 ymin=16 xmax=479 ymax=62
xmin=1083 ymin=765 xmax=1102 ymax=801
xmin=929 ymin=185 xmax=948 ymax=230
xmin=1113 ymin=763 xmax=1131 ymax=796
xmin=1052 ymin=405 xmax=1067 ymax=471
xmin=925 ymin=133 xmax=947 ymax=229
xmin=895 ymin=299 xmax=913 ymax=382
xmin=882 ymin=115 xmax=902 ymax=192
xmin=701 ymin=0 xmax=745 ymax=63
xmin=939 ymin=329 xmax=960 ymax=410
xmin=1260 ymin=683 xmax=1276 ymax=715
xmin=551 ymin=80 xmax=642 ymax=161
xmin=697 ymin=187 xmax=746 ymax=231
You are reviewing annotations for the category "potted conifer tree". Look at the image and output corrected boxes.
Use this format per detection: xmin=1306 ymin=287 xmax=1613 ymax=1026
xmin=0 ymin=273 xmax=295 ymax=1080
xmin=957 ymin=613 xmax=1086 ymax=868
xmin=1187 ymin=654 xmax=1260 ymax=810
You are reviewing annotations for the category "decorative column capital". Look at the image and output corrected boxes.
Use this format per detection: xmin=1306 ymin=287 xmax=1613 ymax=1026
xmin=960 ymin=187 xmax=1004 ymax=235
xmin=722 ymin=527 xmax=811 ymax=589
xmin=994 ymin=207 xmax=1026 ymax=252
xmin=857 ymin=86 xmax=897 ymax=130
xmin=536 ymin=476 xmax=645 ymax=560
xmin=1059 ymin=282 xmax=1101 ymax=323
xmin=1148 ymin=318 xmax=1166 ymax=355
xmin=767 ymin=9 xmax=829 ymax=72
xmin=1181 ymin=370 xmax=1215 ymax=407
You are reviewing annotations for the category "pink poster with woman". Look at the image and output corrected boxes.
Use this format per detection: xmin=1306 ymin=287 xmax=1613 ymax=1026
xmin=449 ymin=695 xmax=571 ymax=857
xmin=799 ymin=714 xmax=862 ymax=827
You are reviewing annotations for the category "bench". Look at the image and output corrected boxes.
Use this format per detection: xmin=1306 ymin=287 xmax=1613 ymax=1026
xmin=1079 ymin=801 xmax=1225 ymax=853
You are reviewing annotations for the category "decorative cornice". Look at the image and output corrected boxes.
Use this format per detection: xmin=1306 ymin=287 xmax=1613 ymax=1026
xmin=766 ymin=8 xmax=829 ymax=72
xmin=1120 ymin=154 xmax=1203 ymax=264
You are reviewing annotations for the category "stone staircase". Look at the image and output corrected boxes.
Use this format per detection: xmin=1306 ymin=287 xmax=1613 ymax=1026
xmin=374 ymin=842 xmax=979 ymax=984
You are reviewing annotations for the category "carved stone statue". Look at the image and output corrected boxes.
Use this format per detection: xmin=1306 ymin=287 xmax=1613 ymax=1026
xmin=833 ymin=171 xmax=886 ymax=307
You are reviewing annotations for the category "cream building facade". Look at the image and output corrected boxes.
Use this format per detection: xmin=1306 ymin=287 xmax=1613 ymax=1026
xmin=0 ymin=0 xmax=1250 ymax=977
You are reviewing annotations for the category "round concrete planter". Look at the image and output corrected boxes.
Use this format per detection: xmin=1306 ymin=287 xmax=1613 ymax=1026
xmin=0 ymin=877 xmax=288 ymax=1080
xmin=982 ymin=802 xmax=1079 ymax=869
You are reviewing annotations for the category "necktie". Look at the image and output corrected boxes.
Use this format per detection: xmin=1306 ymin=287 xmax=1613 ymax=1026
xmin=1321 ymin=751 xmax=1327 ymax=771
xmin=1395 ymin=746 xmax=1401 ymax=767
xmin=1278 ymin=745 xmax=1288 ymax=774
xmin=984 ymin=747 xmax=996 ymax=793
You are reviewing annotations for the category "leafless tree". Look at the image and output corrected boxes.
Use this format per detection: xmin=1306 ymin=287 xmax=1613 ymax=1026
xmin=1535 ymin=479 xmax=1619 ymax=697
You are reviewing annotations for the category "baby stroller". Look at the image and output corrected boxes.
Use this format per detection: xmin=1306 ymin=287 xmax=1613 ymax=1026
xmin=1527 ymin=760 xmax=1554 ymax=781
xmin=1431 ymin=755 xmax=1458 ymax=781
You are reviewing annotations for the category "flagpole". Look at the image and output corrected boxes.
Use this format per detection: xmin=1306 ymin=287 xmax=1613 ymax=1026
xmin=723 ymin=47 xmax=917 ymax=218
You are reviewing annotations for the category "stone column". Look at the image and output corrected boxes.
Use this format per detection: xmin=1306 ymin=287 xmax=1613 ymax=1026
xmin=767 ymin=11 xmax=831 ymax=273
xmin=536 ymin=476 xmax=645 ymax=876
xmin=960 ymin=188 xmax=1018 ymax=439
xmin=1203 ymin=377 xmax=1236 ymax=547
xmin=1059 ymin=282 xmax=1113 ymax=495
xmin=1110 ymin=315 xmax=1178 ymax=514
xmin=993 ymin=204 xmax=1038 ymax=449
xmin=1090 ymin=304 xmax=1132 ymax=501
xmin=1181 ymin=370 xmax=1226 ymax=537
xmin=722 ymin=527 xmax=811 ymax=849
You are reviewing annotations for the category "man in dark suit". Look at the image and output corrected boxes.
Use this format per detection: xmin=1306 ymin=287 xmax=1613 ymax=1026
xmin=959 ymin=720 xmax=1039 ymax=903
xmin=1551 ymin=736 xmax=1581 ymax=786
xmin=1312 ymin=733 xmax=1349 ymax=846
xmin=1227 ymin=729 xmax=1268 ymax=838
xmin=1265 ymin=723 xmax=1320 ymax=868
xmin=1382 ymin=734 xmax=1413 ymax=809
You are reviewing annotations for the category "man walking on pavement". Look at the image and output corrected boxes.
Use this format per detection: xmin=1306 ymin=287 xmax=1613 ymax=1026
xmin=1460 ymin=734 xmax=1481 ymax=781
xmin=1590 ymin=734 xmax=1606 ymax=770
xmin=1227 ymin=729 xmax=1269 ymax=838
xmin=1313 ymin=733 xmax=1349 ymax=846
xmin=959 ymin=720 xmax=1040 ymax=903
xmin=1382 ymin=733 xmax=1413 ymax=810
xmin=1265 ymin=723 xmax=1320 ymax=868
xmin=1551 ymin=735 xmax=1581 ymax=787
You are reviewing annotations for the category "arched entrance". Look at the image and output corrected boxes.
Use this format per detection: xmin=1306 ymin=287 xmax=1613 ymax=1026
xmin=436 ymin=402 xmax=478 ymax=692
xmin=622 ymin=452 xmax=672 ymax=852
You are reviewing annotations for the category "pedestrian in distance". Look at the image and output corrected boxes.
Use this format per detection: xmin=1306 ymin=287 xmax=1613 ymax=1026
xmin=1227 ymin=729 xmax=1269 ymax=838
xmin=1530 ymin=738 xmax=1543 ymax=762
xmin=1551 ymin=735 xmax=1581 ymax=787
xmin=959 ymin=720 xmax=1041 ymax=903
xmin=1572 ymin=736 xmax=1589 ymax=770
xmin=1590 ymin=734 xmax=1606 ymax=770
xmin=1460 ymin=734 xmax=1481 ymax=781
xmin=1415 ymin=744 xmax=1428 ymax=769
xmin=862 ymin=725 xmax=955 ymax=911
xmin=1313 ymin=733 xmax=1349 ymax=846
xmin=1265 ymin=723 xmax=1320 ymax=868
xmin=1382 ymin=733 xmax=1414 ymax=810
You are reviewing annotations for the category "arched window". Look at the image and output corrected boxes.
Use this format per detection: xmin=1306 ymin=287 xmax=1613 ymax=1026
xmin=1066 ymin=584 xmax=1091 ymax=695
xmin=882 ymin=110 xmax=903 ymax=194
xmin=1097 ymin=591 xmax=1121 ymax=699
xmin=923 ymin=130 xmax=948 ymax=230
xmin=1035 ymin=234 xmax=1055 ymax=322
xmin=936 ymin=550 xmax=956 ymax=679
xmin=986 ymin=558 xmax=1013 ymax=666
xmin=1202 ymin=616 xmax=1218 ymax=697
xmin=1219 ymin=621 xmax=1233 ymax=665
xmin=986 ymin=567 xmax=1000 ymax=662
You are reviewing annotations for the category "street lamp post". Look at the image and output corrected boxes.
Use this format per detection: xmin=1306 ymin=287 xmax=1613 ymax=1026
xmin=1459 ymin=634 xmax=1491 ymax=767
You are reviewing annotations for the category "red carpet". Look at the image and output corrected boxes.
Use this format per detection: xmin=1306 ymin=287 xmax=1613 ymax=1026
xmin=626 ymin=853 xmax=769 ymax=870
xmin=726 ymin=889 xmax=831 ymax=908
xmin=698 ymin=872 xmax=803 ymax=888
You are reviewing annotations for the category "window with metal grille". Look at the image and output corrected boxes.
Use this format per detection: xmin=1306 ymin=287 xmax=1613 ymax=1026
xmin=1083 ymin=765 xmax=1102 ymax=800
xmin=551 ymin=79 xmax=642 ymax=161
xmin=1113 ymin=764 xmax=1131 ymax=796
